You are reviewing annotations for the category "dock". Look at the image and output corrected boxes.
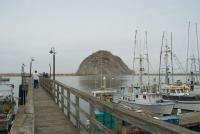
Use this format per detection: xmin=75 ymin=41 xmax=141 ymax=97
xmin=11 ymin=77 xmax=199 ymax=134
xmin=179 ymin=112 xmax=200 ymax=126
xmin=34 ymin=87 xmax=78 ymax=134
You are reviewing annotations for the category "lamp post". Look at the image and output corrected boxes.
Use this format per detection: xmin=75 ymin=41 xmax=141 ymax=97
xmin=49 ymin=47 xmax=56 ymax=81
xmin=21 ymin=63 xmax=25 ymax=85
xmin=49 ymin=63 xmax=51 ymax=78
xmin=29 ymin=58 xmax=34 ymax=77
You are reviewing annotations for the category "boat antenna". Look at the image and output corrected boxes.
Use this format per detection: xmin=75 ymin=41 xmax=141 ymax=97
xmin=132 ymin=30 xmax=137 ymax=83
xmin=145 ymin=31 xmax=150 ymax=85
xmin=171 ymin=32 xmax=174 ymax=83
xmin=186 ymin=21 xmax=190 ymax=81
xmin=158 ymin=32 xmax=165 ymax=91
xmin=196 ymin=23 xmax=200 ymax=82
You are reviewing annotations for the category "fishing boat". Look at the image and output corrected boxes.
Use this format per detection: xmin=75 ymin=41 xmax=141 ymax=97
xmin=119 ymin=85 xmax=174 ymax=114
xmin=160 ymin=84 xmax=200 ymax=111
xmin=158 ymin=29 xmax=200 ymax=111
xmin=0 ymin=84 xmax=16 ymax=132
xmin=119 ymin=30 xmax=174 ymax=114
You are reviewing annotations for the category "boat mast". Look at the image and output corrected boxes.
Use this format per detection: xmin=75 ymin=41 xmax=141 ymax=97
xmin=145 ymin=31 xmax=150 ymax=85
xmin=139 ymin=54 xmax=144 ymax=87
xmin=132 ymin=30 xmax=137 ymax=83
xmin=158 ymin=32 xmax=165 ymax=90
xmin=196 ymin=23 xmax=200 ymax=82
xmin=165 ymin=37 xmax=169 ymax=84
xmin=171 ymin=32 xmax=174 ymax=83
xmin=186 ymin=21 xmax=190 ymax=81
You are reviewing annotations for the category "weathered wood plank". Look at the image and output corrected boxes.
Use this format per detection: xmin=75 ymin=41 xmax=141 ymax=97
xmin=34 ymin=87 xmax=78 ymax=134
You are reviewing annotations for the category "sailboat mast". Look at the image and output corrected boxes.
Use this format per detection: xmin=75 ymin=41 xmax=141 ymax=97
xmin=158 ymin=32 xmax=165 ymax=90
xmin=186 ymin=22 xmax=190 ymax=81
xmin=196 ymin=23 xmax=200 ymax=81
xmin=171 ymin=32 xmax=174 ymax=83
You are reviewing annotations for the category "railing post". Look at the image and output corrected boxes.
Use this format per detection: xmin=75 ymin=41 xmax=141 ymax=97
xmin=53 ymin=82 xmax=56 ymax=101
xmin=67 ymin=90 xmax=70 ymax=119
xmin=89 ymin=102 xmax=95 ymax=134
xmin=50 ymin=80 xmax=53 ymax=97
xmin=56 ymin=84 xmax=59 ymax=104
xmin=61 ymin=86 xmax=64 ymax=112
xmin=76 ymin=96 xmax=80 ymax=130
xmin=114 ymin=118 xmax=123 ymax=134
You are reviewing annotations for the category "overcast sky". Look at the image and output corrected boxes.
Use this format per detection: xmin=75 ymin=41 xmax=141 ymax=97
xmin=0 ymin=0 xmax=200 ymax=73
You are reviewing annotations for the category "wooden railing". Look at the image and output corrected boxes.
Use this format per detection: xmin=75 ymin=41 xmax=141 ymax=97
xmin=40 ymin=77 xmax=198 ymax=134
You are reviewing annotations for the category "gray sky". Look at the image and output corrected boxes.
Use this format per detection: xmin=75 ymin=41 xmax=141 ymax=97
xmin=0 ymin=0 xmax=200 ymax=73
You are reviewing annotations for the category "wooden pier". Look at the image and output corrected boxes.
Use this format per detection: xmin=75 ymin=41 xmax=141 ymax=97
xmin=12 ymin=77 xmax=199 ymax=134
xmin=34 ymin=87 xmax=78 ymax=134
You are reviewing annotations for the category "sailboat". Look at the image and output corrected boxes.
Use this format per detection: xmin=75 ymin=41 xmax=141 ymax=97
xmin=119 ymin=30 xmax=174 ymax=114
xmin=159 ymin=27 xmax=200 ymax=111
xmin=91 ymin=51 xmax=117 ymax=102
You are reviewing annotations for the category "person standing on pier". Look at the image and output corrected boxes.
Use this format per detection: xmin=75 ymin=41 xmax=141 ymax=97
xmin=32 ymin=70 xmax=39 ymax=88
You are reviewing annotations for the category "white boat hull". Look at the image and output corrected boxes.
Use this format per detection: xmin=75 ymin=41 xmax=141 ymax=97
xmin=120 ymin=100 xmax=174 ymax=114
xmin=163 ymin=99 xmax=200 ymax=111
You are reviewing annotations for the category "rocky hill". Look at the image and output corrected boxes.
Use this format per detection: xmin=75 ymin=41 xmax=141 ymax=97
xmin=76 ymin=50 xmax=132 ymax=75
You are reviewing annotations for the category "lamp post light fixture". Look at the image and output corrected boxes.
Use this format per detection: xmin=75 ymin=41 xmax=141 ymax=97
xmin=49 ymin=47 xmax=56 ymax=81
xmin=29 ymin=58 xmax=35 ymax=77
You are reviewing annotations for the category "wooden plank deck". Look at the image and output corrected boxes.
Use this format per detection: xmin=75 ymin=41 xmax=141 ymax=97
xmin=179 ymin=112 xmax=200 ymax=125
xmin=34 ymin=87 xmax=79 ymax=134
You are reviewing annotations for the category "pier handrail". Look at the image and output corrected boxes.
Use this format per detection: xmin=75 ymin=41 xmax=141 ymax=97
xmin=40 ymin=77 xmax=198 ymax=134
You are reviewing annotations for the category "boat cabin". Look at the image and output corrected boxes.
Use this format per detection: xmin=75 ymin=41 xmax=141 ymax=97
xmin=160 ymin=85 xmax=190 ymax=96
xmin=122 ymin=92 xmax=163 ymax=104
xmin=92 ymin=90 xmax=116 ymax=102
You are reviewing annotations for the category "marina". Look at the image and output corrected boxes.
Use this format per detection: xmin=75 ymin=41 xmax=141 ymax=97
xmin=0 ymin=75 xmax=199 ymax=133
xmin=1 ymin=1 xmax=200 ymax=133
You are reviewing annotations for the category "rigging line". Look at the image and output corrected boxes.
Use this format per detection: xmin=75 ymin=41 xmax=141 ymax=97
xmin=186 ymin=21 xmax=190 ymax=81
xmin=173 ymin=54 xmax=186 ymax=74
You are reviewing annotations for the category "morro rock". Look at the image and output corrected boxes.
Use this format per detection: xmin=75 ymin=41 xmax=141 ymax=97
xmin=76 ymin=50 xmax=131 ymax=75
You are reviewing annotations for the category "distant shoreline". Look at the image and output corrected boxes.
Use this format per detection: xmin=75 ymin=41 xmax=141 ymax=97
xmin=0 ymin=73 xmax=191 ymax=77
xmin=0 ymin=73 xmax=77 ymax=77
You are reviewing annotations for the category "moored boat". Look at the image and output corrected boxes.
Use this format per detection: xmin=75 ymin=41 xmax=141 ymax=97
xmin=160 ymin=84 xmax=200 ymax=111
xmin=119 ymin=86 xmax=174 ymax=114
xmin=0 ymin=84 xmax=16 ymax=132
